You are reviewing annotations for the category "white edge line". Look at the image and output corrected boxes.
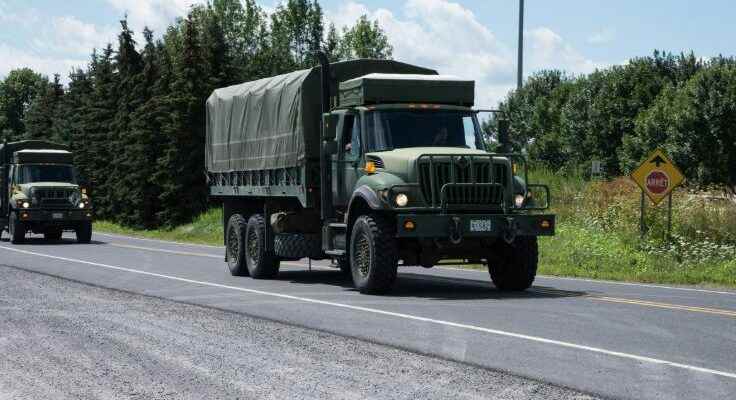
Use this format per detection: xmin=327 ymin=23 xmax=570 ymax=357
xmin=94 ymin=231 xmax=225 ymax=249
xmin=96 ymin=231 xmax=735 ymax=297
xmin=2 ymin=244 xmax=735 ymax=381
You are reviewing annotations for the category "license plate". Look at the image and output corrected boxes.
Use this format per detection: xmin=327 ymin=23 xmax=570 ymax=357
xmin=52 ymin=213 xmax=64 ymax=219
xmin=470 ymin=219 xmax=492 ymax=232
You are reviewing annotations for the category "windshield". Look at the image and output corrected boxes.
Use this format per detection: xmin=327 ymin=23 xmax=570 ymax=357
xmin=16 ymin=164 xmax=78 ymax=184
xmin=364 ymin=110 xmax=485 ymax=152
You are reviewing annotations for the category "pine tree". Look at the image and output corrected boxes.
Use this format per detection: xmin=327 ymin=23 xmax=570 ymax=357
xmin=65 ymin=68 xmax=94 ymax=187
xmin=108 ymin=18 xmax=144 ymax=224
xmin=24 ymin=74 xmax=63 ymax=141
xmin=82 ymin=45 xmax=117 ymax=219
xmin=157 ymin=15 xmax=209 ymax=226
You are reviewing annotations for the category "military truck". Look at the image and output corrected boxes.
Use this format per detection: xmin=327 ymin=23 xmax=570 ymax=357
xmin=206 ymin=54 xmax=555 ymax=294
xmin=0 ymin=141 xmax=93 ymax=244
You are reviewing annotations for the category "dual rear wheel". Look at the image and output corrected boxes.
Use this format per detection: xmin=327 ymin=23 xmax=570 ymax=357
xmin=227 ymin=214 xmax=280 ymax=279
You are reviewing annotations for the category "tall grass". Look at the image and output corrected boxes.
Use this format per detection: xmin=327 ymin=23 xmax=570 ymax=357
xmin=531 ymin=168 xmax=736 ymax=287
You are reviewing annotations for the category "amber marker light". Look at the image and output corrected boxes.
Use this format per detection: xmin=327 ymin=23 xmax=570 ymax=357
xmin=364 ymin=161 xmax=377 ymax=174
xmin=404 ymin=220 xmax=416 ymax=231
xmin=540 ymin=220 xmax=551 ymax=229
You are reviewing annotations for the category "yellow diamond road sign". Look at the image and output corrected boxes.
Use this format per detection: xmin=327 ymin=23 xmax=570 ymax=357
xmin=630 ymin=149 xmax=685 ymax=206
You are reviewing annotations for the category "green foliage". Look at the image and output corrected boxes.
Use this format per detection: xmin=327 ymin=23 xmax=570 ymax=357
xmin=536 ymin=172 xmax=736 ymax=287
xmin=498 ymin=51 xmax=731 ymax=184
xmin=0 ymin=68 xmax=48 ymax=140
xmin=6 ymin=0 xmax=394 ymax=228
xmin=337 ymin=15 xmax=393 ymax=60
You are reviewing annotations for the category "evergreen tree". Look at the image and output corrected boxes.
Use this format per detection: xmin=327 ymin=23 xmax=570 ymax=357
xmin=157 ymin=15 xmax=209 ymax=226
xmin=65 ymin=68 xmax=94 ymax=186
xmin=24 ymin=74 xmax=64 ymax=141
xmin=107 ymin=18 xmax=144 ymax=222
xmin=81 ymin=45 xmax=117 ymax=219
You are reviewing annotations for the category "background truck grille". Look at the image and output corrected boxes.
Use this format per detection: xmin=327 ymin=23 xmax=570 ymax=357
xmin=35 ymin=188 xmax=76 ymax=208
xmin=418 ymin=155 xmax=507 ymax=207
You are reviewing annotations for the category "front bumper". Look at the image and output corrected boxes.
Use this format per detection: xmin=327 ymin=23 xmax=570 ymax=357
xmin=18 ymin=208 xmax=93 ymax=223
xmin=396 ymin=213 xmax=555 ymax=239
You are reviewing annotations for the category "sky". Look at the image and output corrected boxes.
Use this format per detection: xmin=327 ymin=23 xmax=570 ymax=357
xmin=1 ymin=0 xmax=734 ymax=106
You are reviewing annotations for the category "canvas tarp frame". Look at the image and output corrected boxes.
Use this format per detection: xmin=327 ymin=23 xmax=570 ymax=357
xmin=206 ymin=59 xmax=437 ymax=173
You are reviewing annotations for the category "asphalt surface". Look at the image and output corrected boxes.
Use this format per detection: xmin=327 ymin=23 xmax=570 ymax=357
xmin=1 ymin=232 xmax=735 ymax=400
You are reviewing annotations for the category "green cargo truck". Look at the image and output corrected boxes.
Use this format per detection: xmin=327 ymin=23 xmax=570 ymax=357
xmin=0 ymin=140 xmax=93 ymax=244
xmin=207 ymin=54 xmax=555 ymax=294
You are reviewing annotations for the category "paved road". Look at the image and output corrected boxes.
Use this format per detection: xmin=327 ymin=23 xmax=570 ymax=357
xmin=1 ymin=232 xmax=734 ymax=400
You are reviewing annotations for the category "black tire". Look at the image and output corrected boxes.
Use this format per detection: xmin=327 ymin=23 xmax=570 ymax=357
xmin=245 ymin=214 xmax=280 ymax=279
xmin=226 ymin=214 xmax=249 ymax=276
xmin=44 ymin=228 xmax=63 ymax=241
xmin=274 ymin=233 xmax=323 ymax=259
xmin=76 ymin=221 xmax=92 ymax=244
xmin=349 ymin=214 xmax=398 ymax=294
xmin=9 ymin=212 xmax=25 ymax=244
xmin=487 ymin=237 xmax=538 ymax=291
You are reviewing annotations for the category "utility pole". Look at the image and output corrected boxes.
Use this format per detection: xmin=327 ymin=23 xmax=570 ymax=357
xmin=517 ymin=0 xmax=525 ymax=89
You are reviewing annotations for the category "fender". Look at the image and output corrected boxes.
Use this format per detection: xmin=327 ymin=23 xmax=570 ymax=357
xmin=345 ymin=185 xmax=385 ymax=223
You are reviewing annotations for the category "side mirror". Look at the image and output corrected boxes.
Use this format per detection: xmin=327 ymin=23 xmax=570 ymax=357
xmin=497 ymin=119 xmax=511 ymax=152
xmin=322 ymin=113 xmax=339 ymax=141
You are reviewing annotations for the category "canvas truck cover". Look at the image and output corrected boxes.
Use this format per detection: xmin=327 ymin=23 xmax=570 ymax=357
xmin=206 ymin=59 xmax=437 ymax=173
xmin=0 ymin=140 xmax=69 ymax=165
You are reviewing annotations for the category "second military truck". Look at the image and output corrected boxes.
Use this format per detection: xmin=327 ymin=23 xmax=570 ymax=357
xmin=206 ymin=55 xmax=554 ymax=294
xmin=0 ymin=140 xmax=93 ymax=244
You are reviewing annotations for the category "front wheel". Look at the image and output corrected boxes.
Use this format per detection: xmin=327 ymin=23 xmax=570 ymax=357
xmin=349 ymin=215 xmax=398 ymax=294
xmin=9 ymin=212 xmax=25 ymax=244
xmin=76 ymin=221 xmax=92 ymax=244
xmin=487 ymin=237 xmax=538 ymax=291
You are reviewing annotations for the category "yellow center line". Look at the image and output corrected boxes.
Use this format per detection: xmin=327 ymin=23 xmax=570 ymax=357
xmin=592 ymin=296 xmax=736 ymax=318
xmin=531 ymin=287 xmax=736 ymax=318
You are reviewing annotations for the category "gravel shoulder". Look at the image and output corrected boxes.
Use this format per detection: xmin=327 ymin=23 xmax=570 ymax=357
xmin=0 ymin=265 xmax=598 ymax=400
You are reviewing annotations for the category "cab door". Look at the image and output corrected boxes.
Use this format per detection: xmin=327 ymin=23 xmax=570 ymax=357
xmin=333 ymin=112 xmax=362 ymax=207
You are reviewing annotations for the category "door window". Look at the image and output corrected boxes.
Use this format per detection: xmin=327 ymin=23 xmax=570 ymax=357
xmin=341 ymin=114 xmax=361 ymax=160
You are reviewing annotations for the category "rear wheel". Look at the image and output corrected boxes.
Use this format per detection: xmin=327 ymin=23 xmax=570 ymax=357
xmin=76 ymin=221 xmax=92 ymax=244
xmin=226 ymin=214 xmax=249 ymax=276
xmin=9 ymin=212 xmax=25 ymax=244
xmin=487 ymin=237 xmax=538 ymax=291
xmin=245 ymin=214 xmax=280 ymax=279
xmin=44 ymin=228 xmax=63 ymax=241
xmin=349 ymin=214 xmax=398 ymax=294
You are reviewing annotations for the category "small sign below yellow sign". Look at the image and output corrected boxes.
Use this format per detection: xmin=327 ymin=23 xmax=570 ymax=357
xmin=630 ymin=149 xmax=685 ymax=206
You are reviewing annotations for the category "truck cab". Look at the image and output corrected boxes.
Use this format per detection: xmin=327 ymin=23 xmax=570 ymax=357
xmin=0 ymin=141 xmax=93 ymax=244
xmin=316 ymin=73 xmax=554 ymax=293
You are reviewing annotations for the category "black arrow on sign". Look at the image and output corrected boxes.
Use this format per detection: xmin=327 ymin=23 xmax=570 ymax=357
xmin=650 ymin=155 xmax=667 ymax=167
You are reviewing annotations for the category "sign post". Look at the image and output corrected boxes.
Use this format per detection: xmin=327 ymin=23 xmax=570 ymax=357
xmin=630 ymin=149 xmax=685 ymax=240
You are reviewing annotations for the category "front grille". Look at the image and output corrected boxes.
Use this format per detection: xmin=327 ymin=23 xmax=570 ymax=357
xmin=35 ymin=188 xmax=77 ymax=208
xmin=418 ymin=155 xmax=507 ymax=208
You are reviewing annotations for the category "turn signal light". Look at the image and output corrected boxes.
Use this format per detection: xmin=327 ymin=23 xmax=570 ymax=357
xmin=364 ymin=161 xmax=377 ymax=174
xmin=540 ymin=220 xmax=551 ymax=229
xmin=404 ymin=220 xmax=416 ymax=231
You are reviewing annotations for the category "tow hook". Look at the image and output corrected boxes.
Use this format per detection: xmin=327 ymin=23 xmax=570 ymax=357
xmin=503 ymin=217 xmax=518 ymax=244
xmin=449 ymin=216 xmax=463 ymax=244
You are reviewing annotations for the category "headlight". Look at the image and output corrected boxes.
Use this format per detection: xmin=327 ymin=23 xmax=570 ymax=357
xmin=79 ymin=202 xmax=86 ymax=209
xmin=395 ymin=193 xmax=409 ymax=207
xmin=22 ymin=202 xmax=30 ymax=209
xmin=514 ymin=194 xmax=525 ymax=208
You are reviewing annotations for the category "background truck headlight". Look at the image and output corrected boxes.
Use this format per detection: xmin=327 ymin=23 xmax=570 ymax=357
xmin=395 ymin=193 xmax=409 ymax=207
